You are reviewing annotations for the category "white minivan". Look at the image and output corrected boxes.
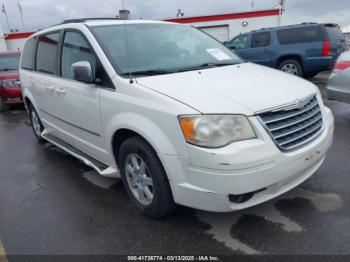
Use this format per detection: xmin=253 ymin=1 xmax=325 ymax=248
xmin=20 ymin=19 xmax=334 ymax=217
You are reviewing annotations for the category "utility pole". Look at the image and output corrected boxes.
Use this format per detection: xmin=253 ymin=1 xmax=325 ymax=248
xmin=18 ymin=0 xmax=25 ymax=31
xmin=251 ymin=1 xmax=255 ymax=11
xmin=276 ymin=0 xmax=285 ymax=26
xmin=2 ymin=4 xmax=10 ymax=32
xmin=177 ymin=9 xmax=184 ymax=18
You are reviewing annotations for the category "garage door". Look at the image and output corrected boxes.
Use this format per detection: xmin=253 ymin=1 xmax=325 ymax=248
xmin=198 ymin=25 xmax=229 ymax=42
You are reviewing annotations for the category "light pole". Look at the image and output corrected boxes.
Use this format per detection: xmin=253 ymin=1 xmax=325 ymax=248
xmin=275 ymin=0 xmax=285 ymax=27
xmin=2 ymin=4 xmax=11 ymax=32
xmin=18 ymin=1 xmax=25 ymax=31
xmin=251 ymin=1 xmax=255 ymax=11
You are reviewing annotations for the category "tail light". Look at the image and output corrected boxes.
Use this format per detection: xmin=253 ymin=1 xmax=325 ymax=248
xmin=322 ymin=41 xmax=331 ymax=56
xmin=333 ymin=61 xmax=350 ymax=73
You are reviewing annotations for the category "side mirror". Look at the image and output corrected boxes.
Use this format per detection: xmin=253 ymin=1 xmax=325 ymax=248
xmin=222 ymin=41 xmax=228 ymax=45
xmin=230 ymin=46 xmax=237 ymax=50
xmin=71 ymin=61 xmax=94 ymax=83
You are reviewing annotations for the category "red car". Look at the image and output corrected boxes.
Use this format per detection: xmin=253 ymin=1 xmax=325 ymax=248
xmin=0 ymin=52 xmax=22 ymax=112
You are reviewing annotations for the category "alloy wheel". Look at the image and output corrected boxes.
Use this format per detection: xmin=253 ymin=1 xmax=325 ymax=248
xmin=281 ymin=63 xmax=299 ymax=75
xmin=31 ymin=110 xmax=42 ymax=136
xmin=125 ymin=153 xmax=154 ymax=206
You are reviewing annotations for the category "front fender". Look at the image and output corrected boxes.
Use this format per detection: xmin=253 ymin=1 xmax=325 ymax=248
xmin=105 ymin=112 xmax=189 ymax=160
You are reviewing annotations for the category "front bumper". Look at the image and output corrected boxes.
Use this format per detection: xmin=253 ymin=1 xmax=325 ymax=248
xmin=326 ymin=72 xmax=350 ymax=104
xmin=327 ymin=88 xmax=350 ymax=104
xmin=160 ymin=107 xmax=334 ymax=212
xmin=0 ymin=87 xmax=23 ymax=104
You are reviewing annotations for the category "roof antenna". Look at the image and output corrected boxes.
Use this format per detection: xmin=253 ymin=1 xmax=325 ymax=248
xmin=121 ymin=0 xmax=134 ymax=84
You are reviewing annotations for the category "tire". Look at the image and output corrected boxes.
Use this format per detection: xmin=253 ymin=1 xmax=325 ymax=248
xmin=118 ymin=136 xmax=176 ymax=218
xmin=0 ymin=99 xmax=9 ymax=112
xmin=28 ymin=104 xmax=45 ymax=143
xmin=278 ymin=59 xmax=304 ymax=77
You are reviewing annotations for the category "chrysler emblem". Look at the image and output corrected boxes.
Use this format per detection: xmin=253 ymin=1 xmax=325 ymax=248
xmin=296 ymin=99 xmax=305 ymax=109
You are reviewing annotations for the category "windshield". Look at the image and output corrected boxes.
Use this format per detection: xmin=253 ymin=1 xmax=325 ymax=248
xmin=0 ymin=54 xmax=20 ymax=72
xmin=91 ymin=23 xmax=242 ymax=77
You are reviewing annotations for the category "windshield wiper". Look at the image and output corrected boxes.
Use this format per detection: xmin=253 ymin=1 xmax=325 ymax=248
xmin=175 ymin=62 xmax=238 ymax=73
xmin=120 ymin=62 xmax=239 ymax=77
xmin=121 ymin=69 xmax=175 ymax=77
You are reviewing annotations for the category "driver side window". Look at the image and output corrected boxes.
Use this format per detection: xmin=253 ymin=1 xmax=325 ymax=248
xmin=61 ymin=31 xmax=113 ymax=88
xmin=61 ymin=31 xmax=97 ymax=80
xmin=228 ymin=35 xmax=249 ymax=50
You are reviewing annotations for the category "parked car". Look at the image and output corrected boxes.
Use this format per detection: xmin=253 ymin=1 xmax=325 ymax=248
xmin=326 ymin=51 xmax=350 ymax=103
xmin=225 ymin=23 xmax=346 ymax=77
xmin=0 ymin=52 xmax=22 ymax=112
xmin=21 ymin=19 xmax=334 ymax=217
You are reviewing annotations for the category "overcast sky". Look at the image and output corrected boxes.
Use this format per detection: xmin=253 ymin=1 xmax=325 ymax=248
xmin=1 ymin=0 xmax=350 ymax=33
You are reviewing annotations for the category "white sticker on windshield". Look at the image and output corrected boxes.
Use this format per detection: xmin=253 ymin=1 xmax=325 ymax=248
xmin=206 ymin=48 xmax=231 ymax=61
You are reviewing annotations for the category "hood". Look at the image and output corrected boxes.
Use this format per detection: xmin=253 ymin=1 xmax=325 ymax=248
xmin=0 ymin=70 xmax=19 ymax=80
xmin=136 ymin=63 xmax=318 ymax=115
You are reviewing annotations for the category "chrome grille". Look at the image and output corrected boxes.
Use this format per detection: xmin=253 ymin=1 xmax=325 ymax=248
xmin=258 ymin=96 xmax=323 ymax=151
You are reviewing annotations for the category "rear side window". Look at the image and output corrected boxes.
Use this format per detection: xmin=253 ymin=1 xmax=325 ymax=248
xmin=325 ymin=26 xmax=344 ymax=40
xmin=36 ymin=32 xmax=60 ymax=75
xmin=277 ymin=26 xmax=323 ymax=44
xmin=21 ymin=37 xmax=36 ymax=70
xmin=251 ymin=32 xmax=271 ymax=48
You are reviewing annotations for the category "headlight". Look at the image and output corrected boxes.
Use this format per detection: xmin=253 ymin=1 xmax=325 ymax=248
xmin=179 ymin=115 xmax=256 ymax=148
xmin=0 ymin=79 xmax=20 ymax=88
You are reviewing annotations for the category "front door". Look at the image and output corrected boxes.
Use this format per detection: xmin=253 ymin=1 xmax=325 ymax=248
xmin=55 ymin=30 xmax=113 ymax=162
xmin=226 ymin=34 xmax=249 ymax=60
xmin=242 ymin=31 xmax=273 ymax=66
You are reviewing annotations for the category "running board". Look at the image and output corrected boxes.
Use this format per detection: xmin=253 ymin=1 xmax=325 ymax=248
xmin=41 ymin=131 xmax=120 ymax=178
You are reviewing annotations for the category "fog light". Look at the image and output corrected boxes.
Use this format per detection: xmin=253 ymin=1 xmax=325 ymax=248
xmin=228 ymin=188 xmax=266 ymax=204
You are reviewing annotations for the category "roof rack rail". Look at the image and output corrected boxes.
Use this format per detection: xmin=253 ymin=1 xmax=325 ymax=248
xmin=323 ymin=23 xmax=338 ymax=27
xmin=61 ymin=17 xmax=123 ymax=24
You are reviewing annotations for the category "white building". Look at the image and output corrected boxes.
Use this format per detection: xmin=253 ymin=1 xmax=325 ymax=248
xmin=342 ymin=25 xmax=350 ymax=33
xmin=0 ymin=8 xmax=281 ymax=52
xmin=0 ymin=24 xmax=9 ymax=52
xmin=165 ymin=9 xmax=280 ymax=42
xmin=3 ymin=32 xmax=34 ymax=52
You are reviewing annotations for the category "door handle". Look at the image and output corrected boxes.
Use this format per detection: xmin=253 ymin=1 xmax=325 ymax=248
xmin=55 ymin=88 xmax=66 ymax=95
xmin=46 ymin=86 xmax=55 ymax=93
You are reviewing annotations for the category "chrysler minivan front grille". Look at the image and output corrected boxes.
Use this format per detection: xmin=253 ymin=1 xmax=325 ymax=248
xmin=258 ymin=96 xmax=323 ymax=151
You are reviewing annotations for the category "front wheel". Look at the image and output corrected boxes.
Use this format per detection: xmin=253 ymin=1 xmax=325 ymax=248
xmin=29 ymin=104 xmax=44 ymax=143
xmin=278 ymin=59 xmax=303 ymax=77
xmin=119 ymin=136 xmax=176 ymax=218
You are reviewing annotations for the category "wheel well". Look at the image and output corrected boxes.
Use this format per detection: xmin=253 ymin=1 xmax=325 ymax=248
xmin=24 ymin=97 xmax=32 ymax=110
xmin=112 ymin=129 xmax=153 ymax=165
xmin=24 ymin=97 xmax=32 ymax=106
xmin=277 ymin=55 xmax=303 ymax=68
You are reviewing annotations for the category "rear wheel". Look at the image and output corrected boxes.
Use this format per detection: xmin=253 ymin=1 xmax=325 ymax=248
xmin=119 ymin=136 xmax=176 ymax=218
xmin=278 ymin=59 xmax=303 ymax=77
xmin=29 ymin=104 xmax=44 ymax=143
xmin=0 ymin=99 xmax=9 ymax=112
